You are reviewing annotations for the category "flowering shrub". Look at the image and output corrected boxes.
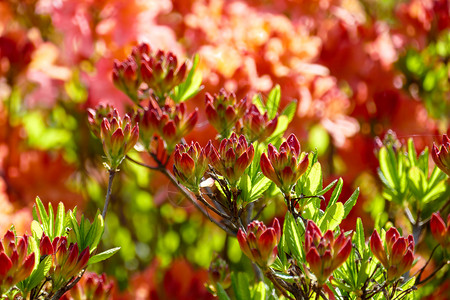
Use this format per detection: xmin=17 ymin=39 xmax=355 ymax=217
xmin=0 ymin=1 xmax=449 ymax=300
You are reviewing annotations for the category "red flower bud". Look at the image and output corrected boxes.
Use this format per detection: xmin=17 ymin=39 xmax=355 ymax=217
xmin=430 ymin=212 xmax=449 ymax=250
xmin=370 ymin=229 xmax=415 ymax=281
xmin=261 ymin=134 xmax=309 ymax=195
xmin=304 ymin=221 xmax=352 ymax=285
xmin=0 ymin=231 xmax=35 ymax=290
xmin=99 ymin=111 xmax=139 ymax=170
xmin=432 ymin=134 xmax=450 ymax=176
xmin=173 ymin=142 xmax=208 ymax=193
xmin=206 ymin=133 xmax=254 ymax=186
xmin=205 ymin=90 xmax=248 ymax=137
xmin=237 ymin=219 xmax=281 ymax=269
xmin=242 ymin=105 xmax=278 ymax=142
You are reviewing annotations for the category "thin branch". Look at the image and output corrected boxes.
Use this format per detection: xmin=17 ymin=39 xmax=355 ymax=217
xmin=49 ymin=270 xmax=85 ymax=300
xmin=265 ymin=269 xmax=295 ymax=300
xmin=102 ymin=170 xmax=116 ymax=219
xmin=196 ymin=194 xmax=230 ymax=219
xmin=126 ymin=155 xmax=158 ymax=170
xmin=160 ymin=168 xmax=237 ymax=235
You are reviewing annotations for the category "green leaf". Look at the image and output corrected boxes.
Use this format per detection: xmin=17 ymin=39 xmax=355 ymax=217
xmin=88 ymin=247 xmax=121 ymax=265
xmin=19 ymin=256 xmax=52 ymax=292
xmin=267 ymin=84 xmax=281 ymax=119
xmin=31 ymin=220 xmax=43 ymax=240
xmin=35 ymin=197 xmax=49 ymax=234
xmin=319 ymin=202 xmax=344 ymax=232
xmin=69 ymin=210 xmax=82 ymax=247
xmin=252 ymin=281 xmax=267 ymax=300
xmin=379 ymin=147 xmax=398 ymax=191
xmin=48 ymin=202 xmax=54 ymax=239
xmin=216 ymin=283 xmax=231 ymax=300
xmin=284 ymin=213 xmax=304 ymax=262
xmin=355 ymin=218 xmax=365 ymax=253
xmin=343 ymin=188 xmax=359 ymax=218
xmin=172 ymin=54 xmax=203 ymax=102
xmin=55 ymin=202 xmax=65 ymax=238
xmin=239 ymin=174 xmax=252 ymax=202
xmin=85 ymin=213 xmax=104 ymax=253
xmin=249 ymin=175 xmax=272 ymax=202
xmin=408 ymin=166 xmax=426 ymax=199
xmin=252 ymin=93 xmax=265 ymax=113
xmin=326 ymin=178 xmax=343 ymax=209
xmin=304 ymin=162 xmax=322 ymax=196
xmin=281 ymin=100 xmax=297 ymax=123
xmin=231 ymin=272 xmax=251 ymax=300
xmin=317 ymin=179 xmax=337 ymax=196
xmin=268 ymin=115 xmax=289 ymax=142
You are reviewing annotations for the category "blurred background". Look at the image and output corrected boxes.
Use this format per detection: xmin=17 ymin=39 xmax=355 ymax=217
xmin=0 ymin=0 xmax=448 ymax=298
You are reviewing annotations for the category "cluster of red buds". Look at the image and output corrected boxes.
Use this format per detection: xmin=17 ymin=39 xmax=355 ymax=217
xmin=260 ymin=134 xmax=309 ymax=196
xmin=304 ymin=221 xmax=352 ymax=285
xmin=0 ymin=231 xmax=35 ymax=292
xmin=87 ymin=103 xmax=116 ymax=138
xmin=237 ymin=219 xmax=281 ymax=269
xmin=173 ymin=142 xmax=208 ymax=193
xmin=112 ymin=55 xmax=140 ymax=101
xmin=370 ymin=228 xmax=415 ymax=281
xmin=207 ymin=254 xmax=231 ymax=292
xmin=39 ymin=235 xmax=90 ymax=289
xmin=99 ymin=110 xmax=139 ymax=170
xmin=432 ymin=134 xmax=450 ymax=176
xmin=64 ymin=272 xmax=113 ymax=300
xmin=430 ymin=212 xmax=449 ymax=250
xmin=207 ymin=133 xmax=254 ymax=186
xmin=112 ymin=43 xmax=187 ymax=103
xmin=140 ymin=48 xmax=187 ymax=102
xmin=205 ymin=90 xmax=248 ymax=137
xmin=242 ymin=104 xmax=278 ymax=142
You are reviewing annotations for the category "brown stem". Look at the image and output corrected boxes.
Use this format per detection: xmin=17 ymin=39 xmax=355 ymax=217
xmin=102 ymin=170 xmax=116 ymax=219
xmin=49 ymin=270 xmax=85 ymax=300
xmin=265 ymin=269 xmax=295 ymax=300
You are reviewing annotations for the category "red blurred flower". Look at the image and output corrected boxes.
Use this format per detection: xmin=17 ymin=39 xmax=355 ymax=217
xmin=304 ymin=221 xmax=352 ymax=285
xmin=64 ymin=272 xmax=113 ymax=300
xmin=206 ymin=133 xmax=254 ymax=186
xmin=370 ymin=228 xmax=415 ymax=281
xmin=260 ymin=134 xmax=308 ymax=195
xmin=237 ymin=218 xmax=281 ymax=269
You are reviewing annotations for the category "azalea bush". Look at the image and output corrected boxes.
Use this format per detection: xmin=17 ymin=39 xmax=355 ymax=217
xmin=0 ymin=0 xmax=449 ymax=299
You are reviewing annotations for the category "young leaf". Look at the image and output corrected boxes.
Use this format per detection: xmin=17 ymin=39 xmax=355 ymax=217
xmin=216 ymin=283 xmax=231 ymax=300
xmin=35 ymin=197 xmax=49 ymax=234
xmin=252 ymin=281 xmax=267 ymax=300
xmin=266 ymin=84 xmax=281 ymax=119
xmin=172 ymin=54 xmax=203 ymax=102
xmin=319 ymin=202 xmax=344 ymax=232
xmin=281 ymin=100 xmax=297 ymax=123
xmin=304 ymin=162 xmax=322 ymax=196
xmin=252 ymin=93 xmax=265 ymax=113
xmin=48 ymin=202 xmax=54 ymax=239
xmin=284 ymin=213 xmax=304 ymax=262
xmin=231 ymin=272 xmax=251 ymax=300
xmin=317 ymin=179 xmax=337 ymax=196
xmin=55 ymin=202 xmax=65 ymax=238
xmin=343 ymin=187 xmax=359 ymax=218
xmin=326 ymin=178 xmax=343 ymax=209
xmin=88 ymin=247 xmax=121 ymax=265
